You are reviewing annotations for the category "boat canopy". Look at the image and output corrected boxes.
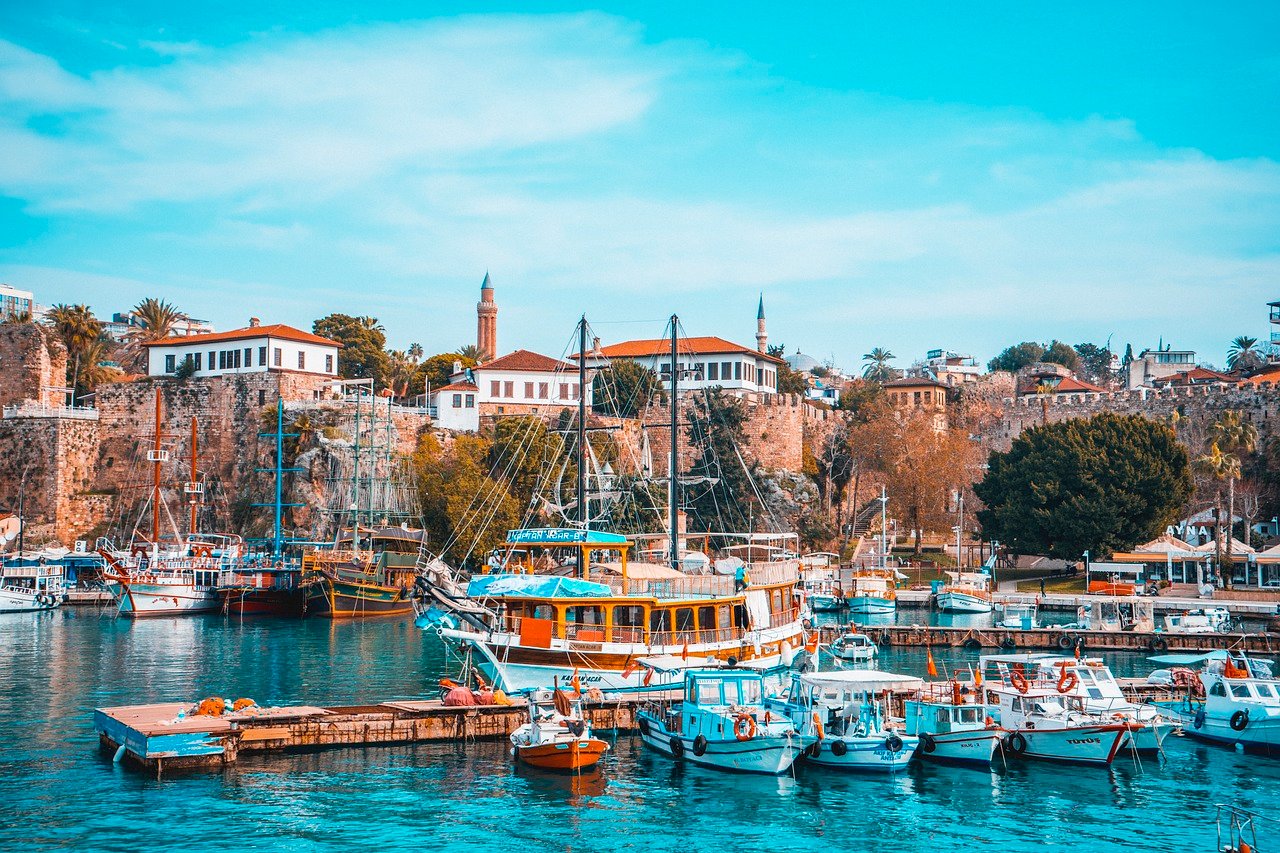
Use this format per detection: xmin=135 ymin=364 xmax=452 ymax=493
xmin=466 ymin=574 xmax=613 ymax=599
xmin=506 ymin=528 xmax=628 ymax=546
xmin=593 ymin=561 xmax=685 ymax=580
xmin=1147 ymin=651 xmax=1230 ymax=665
xmin=799 ymin=669 xmax=923 ymax=693
xmin=637 ymin=655 xmax=771 ymax=674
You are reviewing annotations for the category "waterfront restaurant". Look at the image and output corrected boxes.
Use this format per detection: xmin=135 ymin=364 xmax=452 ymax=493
xmin=1109 ymin=535 xmax=1213 ymax=587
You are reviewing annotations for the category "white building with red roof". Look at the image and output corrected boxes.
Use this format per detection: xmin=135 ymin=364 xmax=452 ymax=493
xmin=429 ymin=378 xmax=479 ymax=431
xmin=586 ymin=335 xmax=782 ymax=397
xmin=431 ymin=349 xmax=589 ymax=431
xmin=143 ymin=317 xmax=341 ymax=379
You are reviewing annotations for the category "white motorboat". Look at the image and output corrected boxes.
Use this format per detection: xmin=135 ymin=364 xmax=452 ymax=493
xmin=904 ymin=680 xmax=1002 ymax=766
xmin=994 ymin=600 xmax=1039 ymax=630
xmin=934 ymin=571 xmax=993 ymax=614
xmin=0 ymin=561 xmax=67 ymax=613
xmin=1152 ymin=652 xmax=1279 ymax=757
xmin=637 ymin=664 xmax=813 ymax=774
xmin=988 ymin=682 xmax=1139 ymax=766
xmin=844 ymin=569 xmax=898 ymax=617
xmin=769 ymin=669 xmax=919 ymax=771
xmin=829 ymin=632 xmax=878 ymax=663
xmin=1161 ymin=608 xmax=1233 ymax=635
xmin=978 ymin=653 xmax=1170 ymax=754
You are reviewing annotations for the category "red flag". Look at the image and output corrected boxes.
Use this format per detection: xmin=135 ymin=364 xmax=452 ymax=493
xmin=622 ymin=660 xmax=636 ymax=678
xmin=681 ymin=643 xmax=689 ymax=662
xmin=974 ymin=667 xmax=983 ymax=688
xmin=643 ymin=667 xmax=654 ymax=686
xmin=927 ymin=648 xmax=938 ymax=679
xmin=571 ymin=668 xmax=581 ymax=694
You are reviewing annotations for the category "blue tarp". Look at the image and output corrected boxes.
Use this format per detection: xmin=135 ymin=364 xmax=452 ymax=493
xmin=466 ymin=574 xmax=613 ymax=599
xmin=1147 ymin=651 xmax=1228 ymax=665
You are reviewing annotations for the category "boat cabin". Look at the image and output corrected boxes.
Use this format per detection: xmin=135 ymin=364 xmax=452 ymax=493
xmin=780 ymin=670 xmax=922 ymax=735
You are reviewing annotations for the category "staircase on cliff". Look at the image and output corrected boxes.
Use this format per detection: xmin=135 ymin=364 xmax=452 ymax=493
xmin=848 ymin=498 xmax=883 ymax=537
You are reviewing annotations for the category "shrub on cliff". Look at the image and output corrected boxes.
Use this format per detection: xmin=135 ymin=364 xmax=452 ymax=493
xmin=975 ymin=412 xmax=1193 ymax=559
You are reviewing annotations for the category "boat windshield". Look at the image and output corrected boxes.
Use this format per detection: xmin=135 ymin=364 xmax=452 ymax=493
xmin=723 ymin=678 xmax=762 ymax=706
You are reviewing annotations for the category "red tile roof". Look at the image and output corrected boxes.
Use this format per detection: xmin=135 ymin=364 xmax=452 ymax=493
xmin=1151 ymin=366 xmax=1239 ymax=386
xmin=142 ymin=323 xmax=342 ymax=348
xmin=884 ymin=376 xmax=947 ymax=388
xmin=1051 ymin=376 xmax=1107 ymax=393
xmin=591 ymin=336 xmax=783 ymax=363
xmin=476 ymin=349 xmax=575 ymax=373
xmin=1239 ymin=366 xmax=1280 ymax=387
xmin=434 ymin=381 xmax=477 ymax=393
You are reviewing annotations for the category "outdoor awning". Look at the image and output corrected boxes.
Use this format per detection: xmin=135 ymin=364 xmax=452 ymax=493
xmin=799 ymin=669 xmax=924 ymax=693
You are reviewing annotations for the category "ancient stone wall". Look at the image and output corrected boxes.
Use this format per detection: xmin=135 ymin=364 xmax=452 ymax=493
xmin=0 ymin=323 xmax=68 ymax=408
xmin=0 ymin=414 xmax=105 ymax=544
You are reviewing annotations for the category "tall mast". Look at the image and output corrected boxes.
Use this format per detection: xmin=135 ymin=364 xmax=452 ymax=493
xmin=669 ymin=314 xmax=679 ymax=570
xmin=274 ymin=400 xmax=284 ymax=560
xmin=577 ymin=315 xmax=587 ymax=532
xmin=151 ymin=387 xmax=162 ymax=551
xmin=188 ymin=415 xmax=199 ymax=539
xmin=352 ymin=386 xmax=361 ymax=554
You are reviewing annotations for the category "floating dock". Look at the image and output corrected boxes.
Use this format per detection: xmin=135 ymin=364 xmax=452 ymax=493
xmin=96 ymin=696 xmax=653 ymax=776
xmin=835 ymin=624 xmax=1279 ymax=654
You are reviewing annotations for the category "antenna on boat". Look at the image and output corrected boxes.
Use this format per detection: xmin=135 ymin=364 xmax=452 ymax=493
xmin=669 ymin=313 xmax=679 ymax=570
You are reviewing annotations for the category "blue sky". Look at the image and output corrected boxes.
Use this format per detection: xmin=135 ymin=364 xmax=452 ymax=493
xmin=1 ymin=2 xmax=1278 ymax=370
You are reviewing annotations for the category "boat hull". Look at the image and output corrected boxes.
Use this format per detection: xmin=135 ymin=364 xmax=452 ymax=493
xmin=639 ymin=719 xmax=809 ymax=774
xmin=808 ymin=594 xmax=847 ymax=613
xmin=1167 ymin=706 xmax=1280 ymax=756
xmin=806 ymin=735 xmax=917 ymax=771
xmin=117 ymin=583 xmax=220 ymax=617
xmin=304 ymin=578 xmax=414 ymax=619
xmin=1003 ymin=725 xmax=1132 ymax=766
xmin=0 ymin=587 xmax=63 ymax=613
xmin=515 ymin=738 xmax=609 ymax=771
xmin=845 ymin=596 xmax=895 ymax=616
xmin=935 ymin=591 xmax=992 ymax=614
xmin=918 ymin=730 xmax=1001 ymax=766
xmin=221 ymin=588 xmax=306 ymax=617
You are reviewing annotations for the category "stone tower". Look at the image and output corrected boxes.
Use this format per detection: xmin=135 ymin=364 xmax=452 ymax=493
xmin=476 ymin=272 xmax=498 ymax=362
xmin=756 ymin=293 xmax=767 ymax=354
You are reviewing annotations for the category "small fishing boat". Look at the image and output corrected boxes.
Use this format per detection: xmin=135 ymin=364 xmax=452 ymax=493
xmin=218 ymin=560 xmax=305 ymax=617
xmin=994 ymin=600 xmax=1039 ymax=630
xmin=510 ymin=688 xmax=610 ymax=771
xmin=988 ymin=681 xmax=1138 ymax=766
xmin=0 ymin=561 xmax=67 ymax=613
xmin=904 ymin=680 xmax=1002 ymax=766
xmin=979 ymin=653 xmax=1171 ymax=754
xmin=844 ymin=569 xmax=897 ymax=617
xmin=301 ymin=527 xmax=425 ymax=619
xmin=770 ymin=669 xmax=919 ymax=771
xmin=829 ymin=632 xmax=878 ymax=663
xmin=637 ymin=662 xmax=813 ymax=774
xmin=1162 ymin=608 xmax=1233 ymax=635
xmin=1151 ymin=652 xmax=1279 ymax=757
xmin=934 ymin=571 xmax=993 ymax=614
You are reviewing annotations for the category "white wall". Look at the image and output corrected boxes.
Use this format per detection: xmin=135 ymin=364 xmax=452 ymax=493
xmin=148 ymin=335 xmax=339 ymax=378
xmin=432 ymin=387 xmax=479 ymax=431
xmin=474 ymin=368 xmax=590 ymax=408
xmin=607 ymin=353 xmax=778 ymax=395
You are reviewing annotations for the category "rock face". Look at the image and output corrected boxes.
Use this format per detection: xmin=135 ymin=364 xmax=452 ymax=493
xmin=0 ymin=322 xmax=68 ymax=408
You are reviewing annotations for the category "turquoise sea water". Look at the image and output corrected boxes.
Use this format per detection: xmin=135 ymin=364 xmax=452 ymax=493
xmin=2 ymin=609 xmax=1276 ymax=853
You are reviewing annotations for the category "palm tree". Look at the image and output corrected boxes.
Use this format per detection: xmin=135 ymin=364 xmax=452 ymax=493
xmin=357 ymin=316 xmax=384 ymax=333
xmin=407 ymin=343 xmax=424 ymax=364
xmin=1227 ymin=336 xmax=1262 ymax=374
xmin=1 ymin=310 xmax=33 ymax=325
xmin=1210 ymin=410 xmax=1259 ymax=585
xmin=457 ymin=343 xmax=485 ymax=363
xmin=1194 ymin=443 xmax=1240 ymax=589
xmin=76 ymin=336 xmax=124 ymax=394
xmin=121 ymin=298 xmax=186 ymax=372
xmin=861 ymin=347 xmax=895 ymax=383
xmin=45 ymin=304 xmax=102 ymax=400
xmin=386 ymin=350 xmax=417 ymax=400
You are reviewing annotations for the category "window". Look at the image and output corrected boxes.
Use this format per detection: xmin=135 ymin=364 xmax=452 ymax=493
xmin=297 ymin=351 xmax=305 ymax=369
xmin=273 ymin=348 xmax=282 ymax=367
xmin=538 ymin=382 xmax=548 ymax=399
xmin=258 ymin=390 xmax=266 ymax=406
xmin=696 ymin=680 xmax=722 ymax=705
xmin=209 ymin=350 xmax=215 ymax=370
xmin=559 ymin=383 xmax=568 ymax=398
xmin=649 ymin=609 xmax=671 ymax=634
xmin=659 ymin=362 xmax=671 ymax=376
xmin=675 ymin=608 xmax=695 ymax=633
xmin=325 ymin=354 xmax=333 ymax=373
xmin=708 ymin=362 xmax=719 ymax=381
xmin=524 ymin=382 xmax=534 ymax=398
xmin=452 ymin=394 xmax=462 ymax=408
xmin=232 ymin=349 xmax=242 ymax=369
xmin=218 ymin=350 xmax=228 ymax=369
xmin=734 ymin=362 xmax=742 ymax=380
xmin=244 ymin=347 xmax=252 ymax=366
xmin=721 ymin=361 xmax=731 ymax=379
xmin=1230 ymin=684 xmax=1252 ymax=699
xmin=504 ymin=381 xmax=514 ymax=397
xmin=165 ymin=354 xmax=176 ymax=372
xmin=258 ymin=346 xmax=267 ymax=366
xmin=698 ymin=606 xmax=716 ymax=631
xmin=194 ymin=352 xmax=202 ymax=371
xmin=914 ymin=391 xmax=922 ymax=404
xmin=1209 ymin=681 xmax=1226 ymax=697
xmin=490 ymin=381 xmax=501 ymax=397
xmin=465 ymin=394 xmax=474 ymax=408
xmin=572 ymin=383 xmax=580 ymax=398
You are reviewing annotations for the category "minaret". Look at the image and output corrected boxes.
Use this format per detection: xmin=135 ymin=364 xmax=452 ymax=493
xmin=755 ymin=293 xmax=767 ymax=353
xmin=476 ymin=272 xmax=497 ymax=362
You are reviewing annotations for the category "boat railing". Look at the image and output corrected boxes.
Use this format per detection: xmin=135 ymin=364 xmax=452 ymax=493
xmin=604 ymin=575 xmax=736 ymax=599
xmin=496 ymin=614 xmax=748 ymax=647
xmin=748 ymin=562 xmax=801 ymax=586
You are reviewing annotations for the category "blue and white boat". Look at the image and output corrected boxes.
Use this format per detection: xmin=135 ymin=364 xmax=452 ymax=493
xmin=769 ymin=669 xmax=919 ymax=771
xmin=904 ymin=681 xmax=1001 ymax=766
xmin=934 ymin=571 xmax=993 ymax=614
xmin=1151 ymin=652 xmax=1280 ymax=757
xmin=637 ymin=663 xmax=814 ymax=774
xmin=845 ymin=569 xmax=898 ymax=617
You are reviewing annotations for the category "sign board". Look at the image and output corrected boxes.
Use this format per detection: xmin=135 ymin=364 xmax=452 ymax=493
xmin=506 ymin=527 xmax=628 ymax=545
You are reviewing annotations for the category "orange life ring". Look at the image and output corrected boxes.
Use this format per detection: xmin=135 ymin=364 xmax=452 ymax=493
xmin=811 ymin=711 xmax=824 ymax=741
xmin=734 ymin=714 xmax=757 ymax=741
xmin=1010 ymin=671 xmax=1030 ymax=694
xmin=1056 ymin=671 xmax=1079 ymax=694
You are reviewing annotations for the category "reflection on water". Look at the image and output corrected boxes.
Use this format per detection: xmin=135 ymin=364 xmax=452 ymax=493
xmin=2 ymin=611 xmax=1278 ymax=853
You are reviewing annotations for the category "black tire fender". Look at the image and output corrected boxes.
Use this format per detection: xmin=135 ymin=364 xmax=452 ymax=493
xmin=885 ymin=734 xmax=904 ymax=753
xmin=1005 ymin=732 xmax=1027 ymax=755
xmin=1230 ymin=710 xmax=1250 ymax=732
xmin=830 ymin=739 xmax=848 ymax=757
xmin=1056 ymin=634 xmax=1073 ymax=651
xmin=918 ymin=732 xmax=937 ymax=754
xmin=692 ymin=735 xmax=708 ymax=756
xmin=670 ymin=736 xmax=685 ymax=758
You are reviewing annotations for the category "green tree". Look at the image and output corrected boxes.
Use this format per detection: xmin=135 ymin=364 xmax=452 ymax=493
xmin=457 ymin=343 xmax=486 ymax=363
xmin=1042 ymin=340 xmax=1081 ymax=372
xmin=835 ymin=379 xmax=884 ymax=420
xmin=386 ymin=350 xmax=417 ymax=399
xmin=1073 ymin=342 xmax=1113 ymax=385
xmin=75 ymin=336 xmax=124 ymax=393
xmin=974 ymin=412 xmax=1193 ymax=559
xmin=987 ymin=342 xmax=1045 ymax=373
xmin=861 ymin=347 xmax=896 ymax=382
xmin=417 ymin=352 xmax=477 ymax=391
xmin=45 ymin=303 xmax=103 ymax=397
xmin=313 ymin=313 xmax=390 ymax=387
xmin=414 ymin=433 xmax=521 ymax=568
xmin=685 ymin=389 xmax=757 ymax=533
xmin=766 ymin=344 xmax=808 ymax=395
xmin=1227 ymin=336 xmax=1263 ymax=374
xmin=593 ymin=359 xmax=663 ymax=418
xmin=120 ymin=297 xmax=186 ymax=372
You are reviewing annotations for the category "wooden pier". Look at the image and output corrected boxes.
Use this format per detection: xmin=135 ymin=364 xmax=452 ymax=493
xmin=95 ymin=695 xmax=654 ymax=776
xmin=834 ymin=624 xmax=1279 ymax=654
